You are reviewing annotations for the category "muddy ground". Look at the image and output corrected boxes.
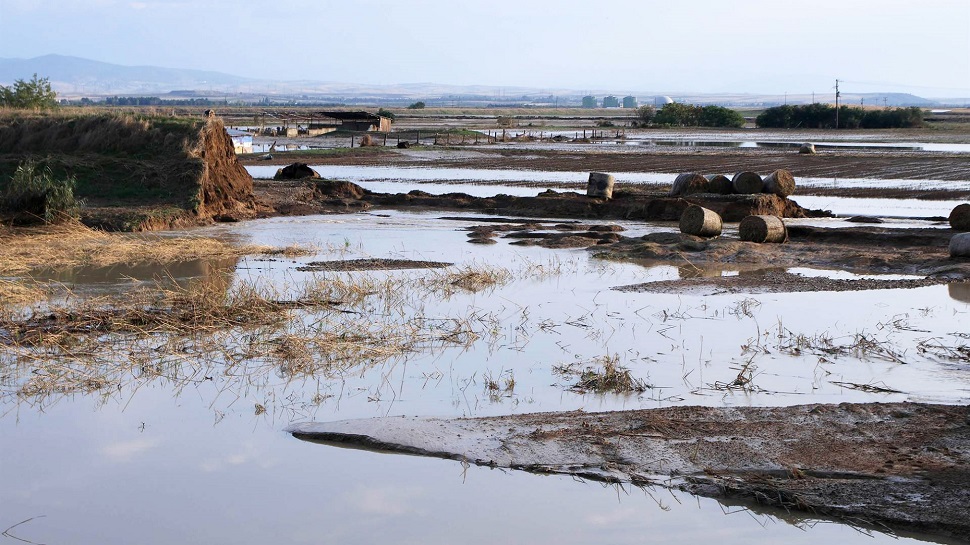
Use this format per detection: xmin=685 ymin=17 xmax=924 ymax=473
xmin=241 ymin=143 xmax=970 ymax=190
xmin=290 ymin=402 xmax=970 ymax=541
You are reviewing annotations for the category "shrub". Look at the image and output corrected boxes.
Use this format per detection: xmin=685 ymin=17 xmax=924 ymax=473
xmin=496 ymin=116 xmax=516 ymax=128
xmin=407 ymin=101 xmax=426 ymax=110
xmin=376 ymin=108 xmax=396 ymax=120
xmin=756 ymin=104 xmax=925 ymax=129
xmin=2 ymin=160 xmax=81 ymax=223
xmin=633 ymin=105 xmax=656 ymax=126
xmin=0 ymin=74 xmax=58 ymax=110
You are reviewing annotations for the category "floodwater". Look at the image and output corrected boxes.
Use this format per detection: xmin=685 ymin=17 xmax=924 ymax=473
xmin=3 ymin=210 xmax=969 ymax=544
xmin=246 ymin=165 xmax=967 ymax=218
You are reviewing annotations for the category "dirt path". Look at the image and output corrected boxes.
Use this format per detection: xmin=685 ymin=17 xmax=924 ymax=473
xmin=289 ymin=402 xmax=970 ymax=541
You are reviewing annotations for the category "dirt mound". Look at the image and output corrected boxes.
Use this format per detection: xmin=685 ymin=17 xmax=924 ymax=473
xmin=274 ymin=163 xmax=320 ymax=180
xmin=310 ymin=179 xmax=366 ymax=200
xmin=0 ymin=112 xmax=256 ymax=230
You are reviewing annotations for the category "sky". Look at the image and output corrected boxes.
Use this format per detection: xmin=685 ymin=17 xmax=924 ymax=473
xmin=1 ymin=0 xmax=968 ymax=97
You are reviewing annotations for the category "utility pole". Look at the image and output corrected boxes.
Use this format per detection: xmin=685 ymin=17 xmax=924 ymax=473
xmin=834 ymin=79 xmax=841 ymax=129
xmin=883 ymin=97 xmax=888 ymax=108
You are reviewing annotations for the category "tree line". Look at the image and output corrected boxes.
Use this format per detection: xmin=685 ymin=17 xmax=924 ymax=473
xmin=756 ymin=104 xmax=925 ymax=129
xmin=634 ymin=103 xmax=746 ymax=128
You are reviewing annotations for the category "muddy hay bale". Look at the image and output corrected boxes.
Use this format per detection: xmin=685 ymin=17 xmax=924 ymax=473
xmin=732 ymin=171 xmax=764 ymax=194
xmin=705 ymin=174 xmax=734 ymax=195
xmin=799 ymin=143 xmax=816 ymax=154
xmin=951 ymin=233 xmax=970 ymax=258
xmin=763 ymin=169 xmax=796 ymax=197
xmin=670 ymin=173 xmax=709 ymax=196
xmin=587 ymin=172 xmax=615 ymax=199
xmin=679 ymin=205 xmax=723 ymax=237
xmin=739 ymin=215 xmax=788 ymax=243
xmin=949 ymin=282 xmax=970 ymax=303
xmin=949 ymin=203 xmax=970 ymax=231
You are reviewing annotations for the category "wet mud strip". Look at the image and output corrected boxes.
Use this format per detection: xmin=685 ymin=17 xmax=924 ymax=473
xmin=597 ymin=226 xmax=970 ymax=284
xmin=289 ymin=402 xmax=970 ymax=541
xmin=253 ymin=179 xmax=824 ymax=222
xmin=296 ymin=258 xmax=452 ymax=272
xmin=241 ymin=146 xmax=970 ymax=182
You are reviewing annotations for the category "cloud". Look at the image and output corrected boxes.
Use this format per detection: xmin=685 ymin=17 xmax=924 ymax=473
xmin=101 ymin=437 xmax=160 ymax=462
xmin=346 ymin=486 xmax=427 ymax=516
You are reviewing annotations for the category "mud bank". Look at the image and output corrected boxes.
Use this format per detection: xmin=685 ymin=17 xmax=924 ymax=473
xmin=254 ymin=179 xmax=824 ymax=222
xmin=290 ymin=402 xmax=970 ymax=541
xmin=597 ymin=226 xmax=970 ymax=284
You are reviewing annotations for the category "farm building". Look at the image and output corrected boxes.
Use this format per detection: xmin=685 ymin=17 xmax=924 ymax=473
xmin=317 ymin=111 xmax=392 ymax=132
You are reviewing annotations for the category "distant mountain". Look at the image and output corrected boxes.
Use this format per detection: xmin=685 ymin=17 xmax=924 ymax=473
xmin=0 ymin=54 xmax=952 ymax=107
xmin=0 ymin=54 xmax=256 ymax=95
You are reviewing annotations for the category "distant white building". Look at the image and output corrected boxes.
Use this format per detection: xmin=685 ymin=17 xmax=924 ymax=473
xmin=226 ymin=128 xmax=253 ymax=154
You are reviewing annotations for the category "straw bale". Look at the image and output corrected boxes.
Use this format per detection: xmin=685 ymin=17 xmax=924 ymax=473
xmin=739 ymin=215 xmax=788 ymax=243
xmin=949 ymin=203 xmax=970 ymax=231
xmin=951 ymin=233 xmax=970 ymax=258
xmin=587 ymin=172 xmax=615 ymax=199
xmin=799 ymin=143 xmax=816 ymax=154
xmin=732 ymin=172 xmax=764 ymax=194
xmin=679 ymin=205 xmax=722 ymax=237
xmin=705 ymin=174 xmax=734 ymax=195
xmin=670 ymin=173 xmax=709 ymax=196
xmin=763 ymin=169 xmax=796 ymax=197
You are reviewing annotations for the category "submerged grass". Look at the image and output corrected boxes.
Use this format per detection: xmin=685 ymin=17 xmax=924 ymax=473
xmin=0 ymin=222 xmax=308 ymax=276
xmin=555 ymin=354 xmax=650 ymax=394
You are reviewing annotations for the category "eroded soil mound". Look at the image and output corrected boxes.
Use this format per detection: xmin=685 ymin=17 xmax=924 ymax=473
xmin=274 ymin=162 xmax=320 ymax=180
xmin=0 ymin=112 xmax=257 ymax=230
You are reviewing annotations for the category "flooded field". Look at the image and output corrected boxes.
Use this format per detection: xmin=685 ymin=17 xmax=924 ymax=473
xmin=3 ymin=206 xmax=969 ymax=543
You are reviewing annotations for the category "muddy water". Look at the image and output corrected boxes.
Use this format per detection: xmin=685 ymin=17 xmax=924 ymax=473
xmin=3 ymin=211 xmax=969 ymax=544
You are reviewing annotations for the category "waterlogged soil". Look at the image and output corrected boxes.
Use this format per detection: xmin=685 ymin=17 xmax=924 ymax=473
xmin=290 ymin=402 xmax=970 ymax=542
xmin=240 ymin=143 xmax=970 ymax=185
xmin=596 ymin=226 xmax=970 ymax=285
xmin=295 ymin=258 xmax=452 ymax=272
xmin=615 ymin=269 xmax=951 ymax=295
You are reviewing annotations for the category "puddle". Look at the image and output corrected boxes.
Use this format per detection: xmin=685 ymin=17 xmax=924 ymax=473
xmin=4 ymin=210 xmax=969 ymax=544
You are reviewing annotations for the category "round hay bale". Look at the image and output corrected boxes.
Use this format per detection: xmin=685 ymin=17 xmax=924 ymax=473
xmin=949 ymin=203 xmax=970 ymax=231
xmin=274 ymin=162 xmax=320 ymax=180
xmin=763 ymin=169 xmax=796 ymax=197
xmin=679 ymin=205 xmax=722 ymax=237
xmin=732 ymin=171 xmax=764 ymax=194
xmin=670 ymin=173 xmax=709 ymax=196
xmin=359 ymin=134 xmax=375 ymax=147
xmin=705 ymin=174 xmax=734 ymax=195
xmin=587 ymin=172 xmax=615 ymax=199
xmin=739 ymin=215 xmax=788 ymax=243
xmin=799 ymin=143 xmax=816 ymax=154
xmin=950 ymin=233 xmax=970 ymax=258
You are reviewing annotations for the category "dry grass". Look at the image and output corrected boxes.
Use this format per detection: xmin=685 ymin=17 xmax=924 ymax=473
xmin=0 ymin=222 xmax=308 ymax=276
xmin=555 ymin=354 xmax=650 ymax=394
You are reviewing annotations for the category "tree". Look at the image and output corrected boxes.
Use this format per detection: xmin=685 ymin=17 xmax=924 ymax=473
xmin=407 ymin=101 xmax=426 ymax=110
xmin=377 ymin=107 xmax=396 ymax=120
xmin=634 ymin=105 xmax=656 ymax=126
xmin=0 ymin=73 xmax=58 ymax=109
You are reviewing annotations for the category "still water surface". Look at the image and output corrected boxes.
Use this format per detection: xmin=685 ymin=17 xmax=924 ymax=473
xmin=3 ymin=211 xmax=968 ymax=544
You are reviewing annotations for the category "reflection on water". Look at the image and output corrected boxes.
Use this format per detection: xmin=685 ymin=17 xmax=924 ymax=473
xmin=3 ymin=211 xmax=969 ymax=545
xmin=949 ymin=282 xmax=970 ymax=304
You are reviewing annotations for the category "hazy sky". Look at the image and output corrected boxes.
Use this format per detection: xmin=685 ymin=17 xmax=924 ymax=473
xmin=1 ymin=0 xmax=968 ymax=97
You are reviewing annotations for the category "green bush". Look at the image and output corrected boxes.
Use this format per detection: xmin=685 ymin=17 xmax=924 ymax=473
xmin=0 ymin=74 xmax=58 ymax=110
xmin=407 ymin=101 xmax=426 ymax=110
xmin=756 ymin=104 xmax=924 ymax=129
xmin=652 ymin=103 xmax=744 ymax=128
xmin=377 ymin=107 xmax=396 ymax=120
xmin=2 ymin=160 xmax=81 ymax=223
